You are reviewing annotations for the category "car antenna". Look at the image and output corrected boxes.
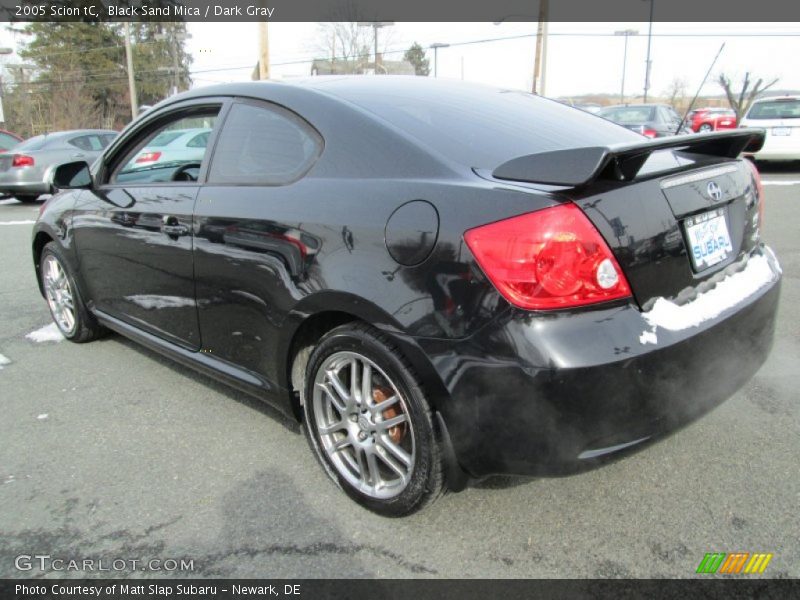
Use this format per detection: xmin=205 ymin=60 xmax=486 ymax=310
xmin=675 ymin=42 xmax=726 ymax=135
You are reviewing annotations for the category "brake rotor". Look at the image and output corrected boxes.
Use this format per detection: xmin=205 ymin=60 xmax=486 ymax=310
xmin=372 ymin=386 xmax=407 ymax=444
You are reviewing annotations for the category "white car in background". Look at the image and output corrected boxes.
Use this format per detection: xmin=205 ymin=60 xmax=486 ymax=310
xmin=125 ymin=128 xmax=212 ymax=170
xmin=740 ymin=96 xmax=800 ymax=161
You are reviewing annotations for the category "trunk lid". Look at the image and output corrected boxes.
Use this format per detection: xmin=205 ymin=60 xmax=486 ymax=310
xmin=572 ymin=153 xmax=761 ymax=309
xmin=487 ymin=130 xmax=766 ymax=309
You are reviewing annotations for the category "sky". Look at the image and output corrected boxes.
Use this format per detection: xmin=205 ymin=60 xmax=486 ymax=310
xmin=185 ymin=21 xmax=799 ymax=99
xmin=2 ymin=22 xmax=799 ymax=100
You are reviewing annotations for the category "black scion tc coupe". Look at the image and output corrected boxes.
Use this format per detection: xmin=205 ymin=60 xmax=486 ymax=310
xmin=33 ymin=77 xmax=780 ymax=516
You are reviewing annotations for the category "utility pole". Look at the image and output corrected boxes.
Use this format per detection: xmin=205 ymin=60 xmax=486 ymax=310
xmin=358 ymin=22 xmax=393 ymax=74
xmin=258 ymin=22 xmax=270 ymax=79
xmin=124 ymin=22 xmax=138 ymax=119
xmin=0 ymin=48 xmax=13 ymax=125
xmin=532 ymin=0 xmax=548 ymax=94
xmin=643 ymin=0 xmax=655 ymax=102
xmin=615 ymin=29 xmax=638 ymax=103
xmin=430 ymin=42 xmax=449 ymax=78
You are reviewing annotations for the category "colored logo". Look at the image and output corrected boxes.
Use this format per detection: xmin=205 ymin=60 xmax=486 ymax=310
xmin=706 ymin=181 xmax=723 ymax=202
xmin=696 ymin=552 xmax=773 ymax=574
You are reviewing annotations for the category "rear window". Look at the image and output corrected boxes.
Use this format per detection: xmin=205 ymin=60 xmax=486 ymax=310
xmin=318 ymin=80 xmax=641 ymax=170
xmin=15 ymin=135 xmax=49 ymax=151
xmin=597 ymin=106 xmax=656 ymax=124
xmin=746 ymin=99 xmax=800 ymax=120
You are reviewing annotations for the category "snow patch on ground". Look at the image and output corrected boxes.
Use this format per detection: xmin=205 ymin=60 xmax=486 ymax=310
xmin=0 ymin=353 xmax=10 ymax=369
xmin=126 ymin=295 xmax=195 ymax=310
xmin=0 ymin=220 xmax=36 ymax=225
xmin=37 ymin=413 xmax=49 ymax=420
xmin=638 ymin=254 xmax=777 ymax=344
xmin=26 ymin=323 xmax=65 ymax=343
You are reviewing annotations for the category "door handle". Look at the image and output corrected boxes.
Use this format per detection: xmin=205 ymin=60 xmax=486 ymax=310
xmin=72 ymin=153 xmax=86 ymax=158
xmin=161 ymin=223 xmax=190 ymax=237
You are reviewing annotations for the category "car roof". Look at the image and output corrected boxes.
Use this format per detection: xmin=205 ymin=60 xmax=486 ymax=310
xmin=599 ymin=103 xmax=667 ymax=109
xmin=751 ymin=95 xmax=800 ymax=104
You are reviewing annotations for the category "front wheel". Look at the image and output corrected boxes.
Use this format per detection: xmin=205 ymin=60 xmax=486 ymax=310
xmin=40 ymin=242 xmax=104 ymax=343
xmin=16 ymin=194 xmax=40 ymax=203
xmin=303 ymin=323 xmax=444 ymax=516
xmin=698 ymin=123 xmax=713 ymax=132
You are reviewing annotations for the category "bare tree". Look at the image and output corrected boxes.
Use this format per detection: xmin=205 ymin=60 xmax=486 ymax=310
xmin=718 ymin=72 xmax=779 ymax=121
xmin=314 ymin=22 xmax=372 ymax=73
xmin=663 ymin=77 xmax=688 ymax=111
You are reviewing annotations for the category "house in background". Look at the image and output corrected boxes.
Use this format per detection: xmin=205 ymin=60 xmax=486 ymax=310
xmin=310 ymin=56 xmax=415 ymax=76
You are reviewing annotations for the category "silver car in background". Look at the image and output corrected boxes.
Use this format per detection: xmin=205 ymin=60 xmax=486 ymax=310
xmin=0 ymin=129 xmax=117 ymax=203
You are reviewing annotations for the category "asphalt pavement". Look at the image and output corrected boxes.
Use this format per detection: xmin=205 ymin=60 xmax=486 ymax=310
xmin=0 ymin=167 xmax=798 ymax=579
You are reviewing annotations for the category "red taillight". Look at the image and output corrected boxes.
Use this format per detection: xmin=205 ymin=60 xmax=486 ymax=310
xmin=746 ymin=159 xmax=765 ymax=228
xmin=135 ymin=151 xmax=161 ymax=163
xmin=642 ymin=128 xmax=658 ymax=139
xmin=464 ymin=204 xmax=632 ymax=310
xmin=11 ymin=154 xmax=34 ymax=167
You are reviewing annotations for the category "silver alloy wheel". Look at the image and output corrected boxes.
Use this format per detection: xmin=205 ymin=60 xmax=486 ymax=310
xmin=43 ymin=255 xmax=77 ymax=336
xmin=312 ymin=351 xmax=415 ymax=499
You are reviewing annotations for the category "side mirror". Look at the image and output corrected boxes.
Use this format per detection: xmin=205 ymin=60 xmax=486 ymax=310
xmin=51 ymin=161 xmax=93 ymax=191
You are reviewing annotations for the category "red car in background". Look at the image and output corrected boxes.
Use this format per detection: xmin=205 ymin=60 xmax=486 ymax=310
xmin=688 ymin=108 xmax=738 ymax=132
xmin=0 ymin=129 xmax=22 ymax=152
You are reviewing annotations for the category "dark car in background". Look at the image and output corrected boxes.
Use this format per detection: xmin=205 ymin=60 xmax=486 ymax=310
xmin=33 ymin=78 xmax=780 ymax=516
xmin=597 ymin=103 xmax=685 ymax=138
xmin=0 ymin=129 xmax=116 ymax=203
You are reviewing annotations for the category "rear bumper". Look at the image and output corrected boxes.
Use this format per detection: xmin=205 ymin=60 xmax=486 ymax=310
xmin=0 ymin=181 xmax=50 ymax=195
xmin=0 ymin=168 xmax=50 ymax=195
xmin=746 ymin=137 xmax=800 ymax=161
xmin=419 ymin=248 xmax=781 ymax=478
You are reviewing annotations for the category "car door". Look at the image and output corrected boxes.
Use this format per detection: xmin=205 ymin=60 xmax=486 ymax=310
xmin=72 ymin=100 xmax=226 ymax=350
xmin=193 ymin=98 xmax=324 ymax=384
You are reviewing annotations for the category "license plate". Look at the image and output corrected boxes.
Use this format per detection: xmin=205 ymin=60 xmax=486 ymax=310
xmin=685 ymin=208 xmax=733 ymax=270
xmin=772 ymin=127 xmax=791 ymax=136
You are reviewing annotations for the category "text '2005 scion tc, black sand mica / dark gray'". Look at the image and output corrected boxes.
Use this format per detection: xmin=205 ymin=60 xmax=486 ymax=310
xmin=32 ymin=77 xmax=780 ymax=516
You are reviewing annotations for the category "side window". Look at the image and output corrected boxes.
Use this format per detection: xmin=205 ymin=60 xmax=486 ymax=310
xmin=208 ymin=102 xmax=322 ymax=185
xmin=100 ymin=134 xmax=117 ymax=148
xmin=186 ymin=131 xmax=209 ymax=148
xmin=70 ymin=135 xmax=105 ymax=151
xmin=69 ymin=136 xmax=92 ymax=151
xmin=110 ymin=109 xmax=219 ymax=185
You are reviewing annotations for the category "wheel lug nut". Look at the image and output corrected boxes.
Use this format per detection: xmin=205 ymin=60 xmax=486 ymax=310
xmin=350 ymin=415 xmax=358 ymax=422
xmin=358 ymin=431 xmax=367 ymax=441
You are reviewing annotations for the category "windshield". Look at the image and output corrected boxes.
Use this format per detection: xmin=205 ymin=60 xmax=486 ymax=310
xmin=597 ymin=106 xmax=656 ymax=124
xmin=746 ymin=99 xmax=800 ymax=120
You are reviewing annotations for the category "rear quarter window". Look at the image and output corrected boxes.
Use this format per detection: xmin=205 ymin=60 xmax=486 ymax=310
xmin=208 ymin=101 xmax=322 ymax=185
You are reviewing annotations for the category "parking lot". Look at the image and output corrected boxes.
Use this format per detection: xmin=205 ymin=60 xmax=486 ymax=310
xmin=0 ymin=165 xmax=798 ymax=579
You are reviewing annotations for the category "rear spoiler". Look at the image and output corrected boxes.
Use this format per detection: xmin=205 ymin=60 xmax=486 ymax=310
xmin=491 ymin=129 xmax=766 ymax=188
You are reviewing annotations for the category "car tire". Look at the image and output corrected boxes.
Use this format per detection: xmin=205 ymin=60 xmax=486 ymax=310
xmin=303 ymin=322 xmax=444 ymax=517
xmin=698 ymin=124 xmax=713 ymax=132
xmin=16 ymin=195 xmax=40 ymax=203
xmin=40 ymin=242 xmax=105 ymax=343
